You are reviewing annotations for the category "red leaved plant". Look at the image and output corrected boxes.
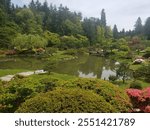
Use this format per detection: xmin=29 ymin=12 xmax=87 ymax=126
xmin=126 ymin=87 xmax=150 ymax=113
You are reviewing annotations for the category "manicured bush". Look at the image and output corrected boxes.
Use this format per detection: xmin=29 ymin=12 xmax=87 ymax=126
xmin=0 ymin=74 xmax=132 ymax=113
xmin=130 ymin=81 xmax=142 ymax=89
xmin=126 ymin=87 xmax=150 ymax=112
xmin=135 ymin=64 xmax=150 ymax=82
xmin=16 ymin=88 xmax=115 ymax=113
xmin=63 ymin=78 xmax=132 ymax=112
xmin=0 ymin=75 xmax=61 ymax=112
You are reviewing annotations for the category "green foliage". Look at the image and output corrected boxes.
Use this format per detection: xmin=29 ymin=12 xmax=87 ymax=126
xmin=119 ymin=45 xmax=130 ymax=51
xmin=45 ymin=47 xmax=57 ymax=56
xmin=60 ymin=35 xmax=88 ymax=49
xmin=101 ymin=9 xmax=106 ymax=27
xmin=63 ymin=49 xmax=77 ymax=56
xmin=0 ymin=74 xmax=132 ymax=112
xmin=12 ymin=33 xmax=47 ymax=50
xmin=145 ymin=47 xmax=150 ymax=52
xmin=105 ymin=26 xmax=113 ymax=38
xmin=96 ymin=26 xmax=105 ymax=44
xmin=109 ymin=75 xmax=118 ymax=82
xmin=16 ymin=8 xmax=42 ymax=34
xmin=0 ymin=22 xmax=18 ymax=48
xmin=75 ymin=34 xmax=89 ymax=47
xmin=144 ymin=17 xmax=150 ymax=40
xmin=0 ymin=75 xmax=62 ymax=112
xmin=130 ymin=81 xmax=142 ymax=89
xmin=143 ymin=47 xmax=150 ymax=58
xmin=116 ymin=62 xmax=131 ymax=83
xmin=113 ymin=24 xmax=119 ymax=39
xmin=134 ymin=17 xmax=143 ymax=35
xmin=44 ymin=31 xmax=61 ymax=47
xmin=16 ymin=88 xmax=115 ymax=113
xmin=82 ymin=18 xmax=99 ymax=43
xmin=0 ymin=93 xmax=18 ymax=112
xmin=0 ymin=8 xmax=6 ymax=25
xmin=118 ymin=38 xmax=128 ymax=45
xmin=135 ymin=64 xmax=150 ymax=82
xmin=63 ymin=19 xmax=83 ymax=35
xmin=43 ymin=61 xmax=57 ymax=74
xmin=63 ymin=78 xmax=131 ymax=112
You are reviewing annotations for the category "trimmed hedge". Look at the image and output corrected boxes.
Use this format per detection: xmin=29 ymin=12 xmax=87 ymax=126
xmin=63 ymin=78 xmax=132 ymax=112
xmin=1 ymin=74 xmax=132 ymax=113
xmin=16 ymin=88 xmax=115 ymax=113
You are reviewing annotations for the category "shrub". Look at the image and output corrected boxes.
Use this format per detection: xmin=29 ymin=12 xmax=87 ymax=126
xmin=45 ymin=47 xmax=57 ymax=56
xmin=16 ymin=88 xmax=115 ymax=113
xmin=1 ymin=74 xmax=132 ymax=113
xmin=109 ymin=75 xmax=118 ymax=82
xmin=0 ymin=75 xmax=61 ymax=112
xmin=135 ymin=64 xmax=150 ymax=82
xmin=130 ymin=81 xmax=142 ymax=89
xmin=63 ymin=78 xmax=132 ymax=112
xmin=143 ymin=52 xmax=150 ymax=58
xmin=126 ymin=87 xmax=150 ymax=112
xmin=63 ymin=49 xmax=77 ymax=56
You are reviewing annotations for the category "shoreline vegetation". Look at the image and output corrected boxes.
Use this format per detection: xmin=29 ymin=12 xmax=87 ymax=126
xmin=0 ymin=0 xmax=150 ymax=112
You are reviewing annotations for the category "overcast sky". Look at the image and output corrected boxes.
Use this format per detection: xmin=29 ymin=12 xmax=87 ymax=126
xmin=11 ymin=0 xmax=150 ymax=31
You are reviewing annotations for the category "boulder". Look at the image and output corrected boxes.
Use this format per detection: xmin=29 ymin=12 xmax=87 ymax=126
xmin=0 ymin=75 xmax=15 ymax=82
xmin=133 ymin=59 xmax=145 ymax=64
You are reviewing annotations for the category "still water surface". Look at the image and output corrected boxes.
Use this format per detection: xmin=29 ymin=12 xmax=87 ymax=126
xmin=0 ymin=55 xmax=116 ymax=79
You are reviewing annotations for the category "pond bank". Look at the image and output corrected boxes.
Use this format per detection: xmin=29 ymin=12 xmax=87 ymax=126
xmin=0 ymin=70 xmax=47 ymax=82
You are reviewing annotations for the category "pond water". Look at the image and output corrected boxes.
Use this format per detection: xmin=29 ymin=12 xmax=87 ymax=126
xmin=0 ymin=55 xmax=116 ymax=79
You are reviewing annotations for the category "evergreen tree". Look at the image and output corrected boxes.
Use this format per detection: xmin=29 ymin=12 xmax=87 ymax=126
xmin=83 ymin=17 xmax=100 ymax=44
xmin=113 ymin=24 xmax=119 ymax=39
xmin=0 ymin=0 xmax=11 ymax=13
xmin=101 ymin=9 xmax=106 ymax=27
xmin=29 ymin=0 xmax=36 ymax=10
xmin=144 ymin=17 xmax=150 ymax=40
xmin=119 ymin=28 xmax=125 ymax=38
xmin=134 ymin=17 xmax=143 ymax=35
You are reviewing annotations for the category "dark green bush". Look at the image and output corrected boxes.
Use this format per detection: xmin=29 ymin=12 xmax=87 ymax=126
xmin=143 ymin=52 xmax=150 ymax=58
xmin=109 ymin=75 xmax=118 ymax=82
xmin=16 ymin=88 xmax=115 ymax=113
xmin=130 ymin=81 xmax=142 ymax=89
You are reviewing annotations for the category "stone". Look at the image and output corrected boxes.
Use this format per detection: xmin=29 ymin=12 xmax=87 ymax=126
xmin=0 ymin=75 xmax=15 ymax=82
xmin=17 ymin=71 xmax=34 ymax=77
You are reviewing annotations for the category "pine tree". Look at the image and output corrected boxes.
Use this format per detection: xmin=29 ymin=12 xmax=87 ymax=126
xmin=144 ymin=17 xmax=150 ymax=40
xmin=113 ymin=24 xmax=119 ymax=39
xmin=101 ymin=9 xmax=106 ymax=27
xmin=29 ymin=0 xmax=36 ymax=10
xmin=134 ymin=17 xmax=143 ymax=35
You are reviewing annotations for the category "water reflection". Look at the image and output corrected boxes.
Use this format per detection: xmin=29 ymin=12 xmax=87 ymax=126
xmin=0 ymin=55 xmax=116 ymax=79
xmin=54 ymin=55 xmax=116 ymax=79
